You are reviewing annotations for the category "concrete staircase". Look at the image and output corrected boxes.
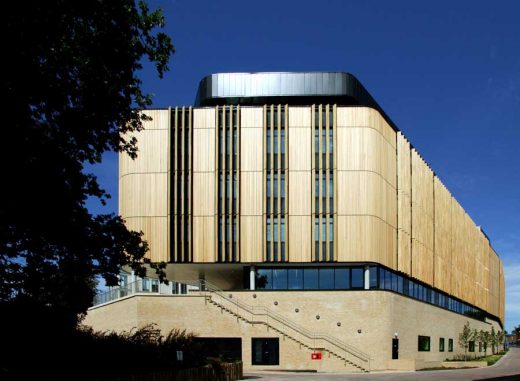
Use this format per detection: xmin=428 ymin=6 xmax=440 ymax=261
xmin=197 ymin=281 xmax=371 ymax=372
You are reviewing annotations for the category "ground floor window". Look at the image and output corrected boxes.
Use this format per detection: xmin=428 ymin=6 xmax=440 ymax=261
xmin=469 ymin=341 xmax=475 ymax=352
xmin=252 ymin=338 xmax=279 ymax=365
xmin=418 ymin=336 xmax=430 ymax=352
xmin=439 ymin=338 xmax=445 ymax=352
xmin=448 ymin=338 xmax=454 ymax=352
xmin=195 ymin=338 xmax=242 ymax=362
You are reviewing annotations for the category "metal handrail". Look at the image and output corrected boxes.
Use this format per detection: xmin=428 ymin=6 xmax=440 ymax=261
xmin=93 ymin=279 xmax=159 ymax=306
xmin=181 ymin=279 xmax=370 ymax=370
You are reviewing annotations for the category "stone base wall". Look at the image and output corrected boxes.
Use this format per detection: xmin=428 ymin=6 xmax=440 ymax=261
xmin=85 ymin=290 xmax=500 ymax=372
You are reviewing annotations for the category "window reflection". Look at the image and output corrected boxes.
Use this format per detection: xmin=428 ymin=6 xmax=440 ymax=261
xmin=273 ymin=269 xmax=287 ymax=289
xmin=351 ymin=268 xmax=364 ymax=289
xmin=319 ymin=268 xmax=334 ymax=289
xmin=334 ymin=268 xmax=349 ymax=289
xmin=304 ymin=268 xmax=319 ymax=289
xmin=253 ymin=265 xmax=486 ymax=321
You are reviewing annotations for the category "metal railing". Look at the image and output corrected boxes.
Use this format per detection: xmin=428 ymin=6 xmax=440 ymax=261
xmin=181 ymin=279 xmax=371 ymax=371
xmin=93 ymin=279 xmax=161 ymax=306
xmin=92 ymin=278 xmax=370 ymax=371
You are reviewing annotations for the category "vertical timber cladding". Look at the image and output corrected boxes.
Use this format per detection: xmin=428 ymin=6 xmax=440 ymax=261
xmin=433 ymin=177 xmax=453 ymax=295
xmin=336 ymin=107 xmax=397 ymax=267
xmin=216 ymin=106 xmax=240 ymax=262
xmin=287 ymin=106 xmax=312 ymax=262
xmin=192 ymin=108 xmax=216 ymax=262
xmin=265 ymin=105 xmax=288 ymax=262
xmin=311 ymin=105 xmax=336 ymax=262
xmin=397 ymin=132 xmax=412 ymax=275
xmin=171 ymin=107 xmax=192 ymax=262
xmin=119 ymin=109 xmax=170 ymax=262
xmin=410 ymin=149 xmax=434 ymax=285
xmin=397 ymin=126 xmax=499 ymax=316
xmin=240 ymin=107 xmax=263 ymax=262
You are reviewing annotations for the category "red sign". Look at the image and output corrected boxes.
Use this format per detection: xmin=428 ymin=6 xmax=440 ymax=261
xmin=311 ymin=352 xmax=322 ymax=360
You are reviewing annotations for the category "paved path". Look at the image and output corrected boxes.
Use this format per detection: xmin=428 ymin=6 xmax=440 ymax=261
xmin=243 ymin=348 xmax=520 ymax=381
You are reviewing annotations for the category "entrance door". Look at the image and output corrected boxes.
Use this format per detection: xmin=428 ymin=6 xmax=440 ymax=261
xmin=392 ymin=338 xmax=399 ymax=359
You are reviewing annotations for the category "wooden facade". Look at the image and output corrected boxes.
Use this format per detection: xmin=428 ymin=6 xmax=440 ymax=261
xmin=119 ymin=106 xmax=505 ymax=324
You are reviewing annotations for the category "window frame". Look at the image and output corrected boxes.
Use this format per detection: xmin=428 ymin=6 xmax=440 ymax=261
xmin=418 ymin=336 xmax=431 ymax=352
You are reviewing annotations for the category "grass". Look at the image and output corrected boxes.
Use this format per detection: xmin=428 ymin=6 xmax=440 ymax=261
xmin=474 ymin=354 xmax=503 ymax=366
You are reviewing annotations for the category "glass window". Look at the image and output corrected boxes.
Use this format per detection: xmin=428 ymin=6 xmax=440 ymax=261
xmin=288 ymin=269 xmax=303 ymax=289
xmin=369 ymin=267 xmax=378 ymax=289
xmin=304 ymin=268 xmax=319 ymax=289
xmin=319 ymin=268 xmax=334 ymax=289
xmin=391 ymin=272 xmax=398 ymax=292
xmin=403 ymin=277 xmax=409 ymax=295
xmin=252 ymin=338 xmax=279 ymax=365
xmin=379 ymin=268 xmax=386 ymax=289
xmin=469 ymin=341 xmax=475 ymax=352
xmin=418 ymin=336 xmax=431 ymax=352
xmin=272 ymin=269 xmax=287 ymax=290
xmin=385 ymin=269 xmax=392 ymax=290
xmin=151 ymin=279 xmax=159 ymax=293
xmin=351 ymin=268 xmax=364 ymax=289
xmin=448 ymin=338 xmax=454 ymax=352
xmin=256 ymin=269 xmax=272 ymax=290
xmin=334 ymin=268 xmax=349 ymax=289
xmin=142 ymin=278 xmax=150 ymax=292
xmin=439 ymin=338 xmax=445 ymax=352
xmin=397 ymin=275 xmax=404 ymax=294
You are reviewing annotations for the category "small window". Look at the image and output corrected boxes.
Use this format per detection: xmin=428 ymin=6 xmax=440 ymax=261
xmin=418 ymin=336 xmax=431 ymax=352
xmin=469 ymin=341 xmax=475 ymax=352
xmin=252 ymin=338 xmax=279 ymax=365
xmin=448 ymin=338 xmax=454 ymax=352
xmin=478 ymin=342 xmax=483 ymax=352
xmin=439 ymin=338 xmax=445 ymax=352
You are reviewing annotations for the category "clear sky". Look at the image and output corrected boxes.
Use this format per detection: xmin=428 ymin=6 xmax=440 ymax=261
xmin=87 ymin=0 xmax=520 ymax=332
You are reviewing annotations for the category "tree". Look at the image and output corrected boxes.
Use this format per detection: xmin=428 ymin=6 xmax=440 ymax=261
xmin=459 ymin=322 xmax=474 ymax=360
xmin=1 ymin=0 xmax=174 ymax=325
xmin=490 ymin=326 xmax=498 ymax=354
xmin=514 ymin=325 xmax=520 ymax=345
xmin=496 ymin=330 xmax=505 ymax=353
xmin=479 ymin=330 xmax=491 ymax=356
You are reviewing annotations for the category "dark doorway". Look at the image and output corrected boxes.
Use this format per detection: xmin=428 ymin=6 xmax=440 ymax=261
xmin=392 ymin=338 xmax=399 ymax=359
xmin=252 ymin=338 xmax=279 ymax=365
xmin=195 ymin=338 xmax=242 ymax=362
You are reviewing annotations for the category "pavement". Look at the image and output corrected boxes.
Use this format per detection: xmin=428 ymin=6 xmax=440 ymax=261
xmin=242 ymin=348 xmax=520 ymax=381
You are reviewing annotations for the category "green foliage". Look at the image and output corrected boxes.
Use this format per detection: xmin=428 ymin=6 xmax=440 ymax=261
xmin=458 ymin=321 xmax=474 ymax=360
xmin=479 ymin=329 xmax=490 ymax=355
xmin=1 ymin=0 xmax=174 ymax=325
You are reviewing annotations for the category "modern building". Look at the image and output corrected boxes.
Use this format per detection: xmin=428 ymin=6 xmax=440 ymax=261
xmin=85 ymin=72 xmax=505 ymax=372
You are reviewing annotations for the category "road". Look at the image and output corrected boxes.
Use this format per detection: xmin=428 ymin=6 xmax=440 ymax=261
xmin=243 ymin=348 xmax=520 ymax=381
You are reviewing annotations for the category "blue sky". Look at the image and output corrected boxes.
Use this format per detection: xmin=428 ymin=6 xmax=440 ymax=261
xmin=87 ymin=0 xmax=519 ymax=332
